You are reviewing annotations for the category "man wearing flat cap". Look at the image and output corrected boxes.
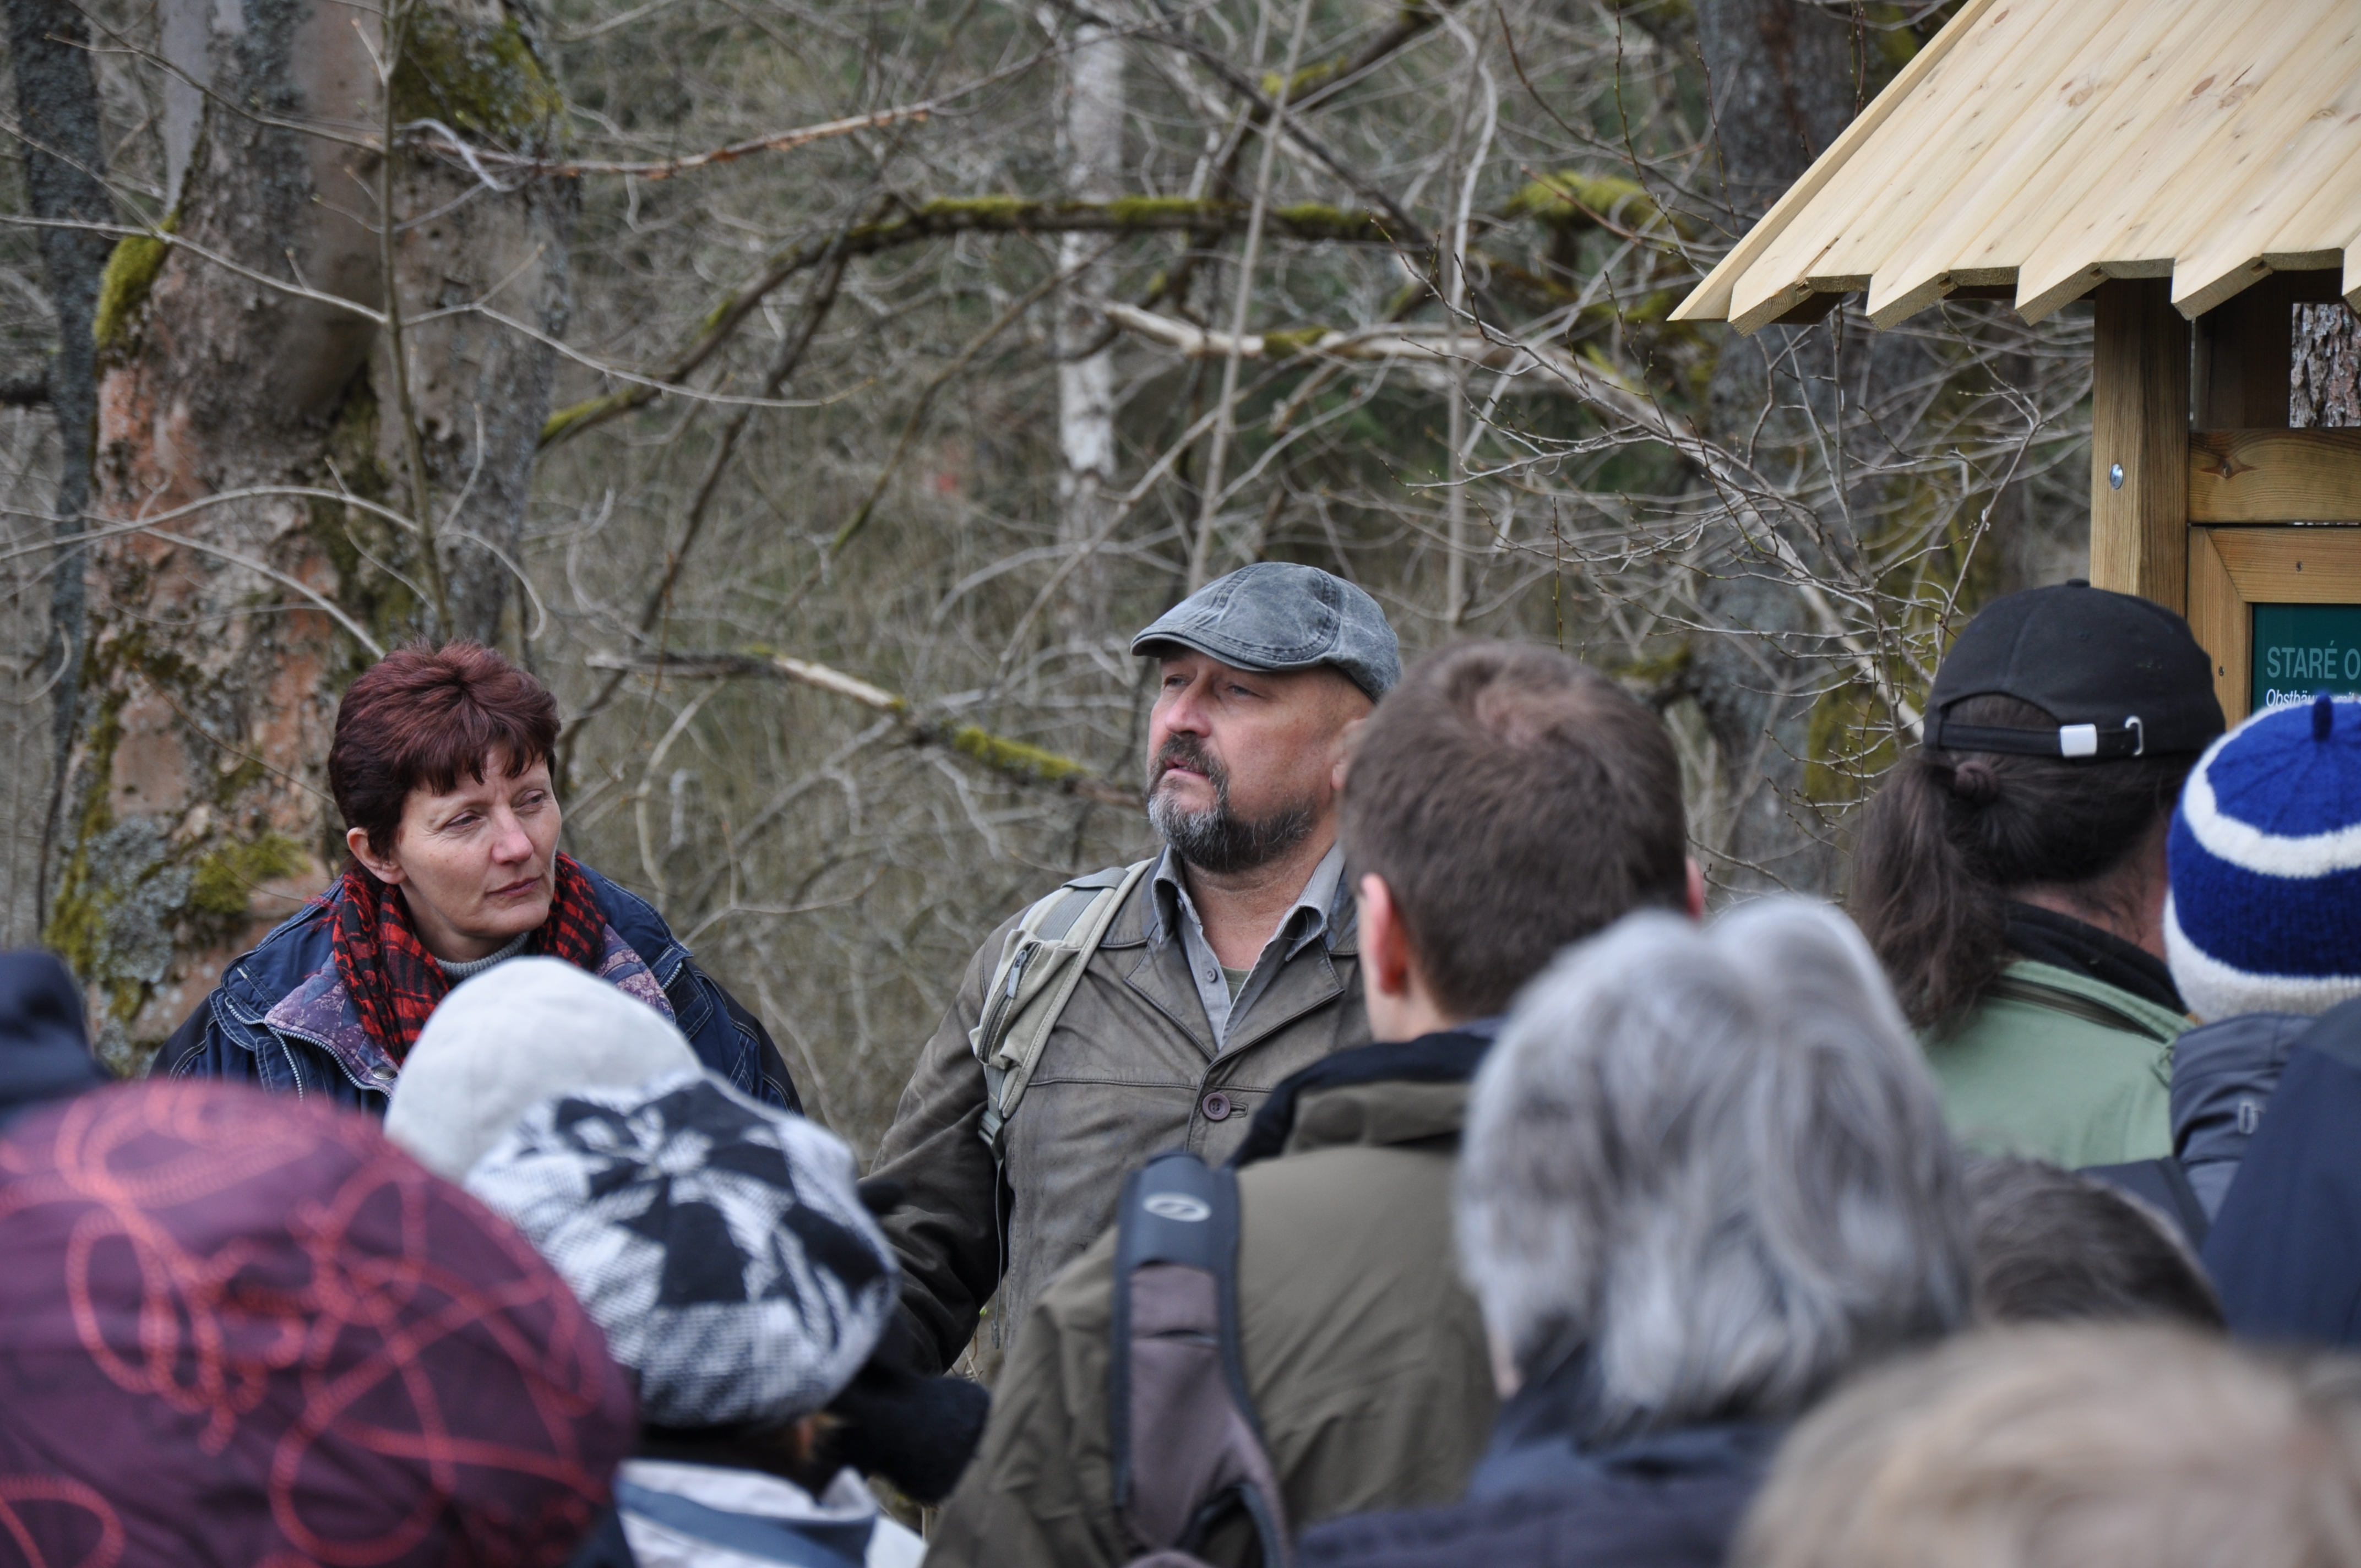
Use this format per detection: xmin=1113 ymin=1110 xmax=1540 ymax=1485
xmin=868 ymin=562 xmax=1393 ymax=1375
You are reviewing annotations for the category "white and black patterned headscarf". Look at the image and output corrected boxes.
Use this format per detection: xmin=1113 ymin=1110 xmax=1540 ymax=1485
xmin=466 ymin=1068 xmax=897 ymax=1428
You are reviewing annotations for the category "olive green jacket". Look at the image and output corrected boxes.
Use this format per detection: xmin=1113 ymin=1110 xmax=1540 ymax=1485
xmin=924 ymin=1068 xmax=1498 ymax=1568
xmin=867 ymin=864 xmax=1367 ymax=1376
xmin=1925 ymin=959 xmax=2192 ymax=1168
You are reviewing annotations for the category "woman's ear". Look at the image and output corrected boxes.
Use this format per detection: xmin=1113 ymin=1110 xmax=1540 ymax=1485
xmin=346 ymin=825 xmax=405 ymax=885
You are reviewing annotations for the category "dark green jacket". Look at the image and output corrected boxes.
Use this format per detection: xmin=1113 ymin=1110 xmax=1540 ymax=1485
xmin=926 ymin=1031 xmax=1498 ymax=1568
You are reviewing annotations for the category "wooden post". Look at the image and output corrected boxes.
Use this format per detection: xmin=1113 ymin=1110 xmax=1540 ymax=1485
xmin=2090 ymin=279 xmax=2191 ymax=611
xmin=2194 ymin=273 xmax=2297 ymax=429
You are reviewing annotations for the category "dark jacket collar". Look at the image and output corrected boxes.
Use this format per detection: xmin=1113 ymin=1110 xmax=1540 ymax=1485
xmin=1228 ymin=1020 xmax=1499 ymax=1168
xmin=2004 ymin=901 xmax=2183 ymax=1013
xmin=1468 ymin=1347 xmax=1781 ymax=1504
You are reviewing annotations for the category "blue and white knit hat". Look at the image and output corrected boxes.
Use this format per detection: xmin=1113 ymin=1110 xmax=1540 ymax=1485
xmin=2166 ymin=693 xmax=2361 ymax=1020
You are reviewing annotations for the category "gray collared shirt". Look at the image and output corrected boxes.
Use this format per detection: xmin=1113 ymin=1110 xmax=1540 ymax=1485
xmin=1152 ymin=842 xmax=1347 ymax=1052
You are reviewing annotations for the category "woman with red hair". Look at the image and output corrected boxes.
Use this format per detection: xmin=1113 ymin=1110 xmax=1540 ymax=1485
xmin=165 ymin=641 xmax=799 ymax=1115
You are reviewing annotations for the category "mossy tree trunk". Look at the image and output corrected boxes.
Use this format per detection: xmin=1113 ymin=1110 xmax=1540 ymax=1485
xmin=1687 ymin=0 xmax=1928 ymax=895
xmin=51 ymin=0 xmax=574 ymax=1067
xmin=8 ymin=0 xmax=112 ymax=913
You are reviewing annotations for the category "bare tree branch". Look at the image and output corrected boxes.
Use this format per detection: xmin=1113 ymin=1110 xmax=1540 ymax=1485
xmin=584 ymin=650 xmax=1143 ymax=808
xmin=540 ymin=195 xmax=1404 ymax=447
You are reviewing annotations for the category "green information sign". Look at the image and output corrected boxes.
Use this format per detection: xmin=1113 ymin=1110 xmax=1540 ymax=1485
xmin=2253 ymin=603 xmax=2361 ymax=711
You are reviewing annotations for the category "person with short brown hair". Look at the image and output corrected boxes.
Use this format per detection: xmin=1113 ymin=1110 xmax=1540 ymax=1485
xmin=166 ymin=640 xmax=797 ymax=1115
xmin=1734 ymin=1325 xmax=2361 ymax=1568
xmin=1299 ymin=897 xmax=1970 ymax=1568
xmin=926 ymin=639 xmax=1695 ymax=1567
xmin=1337 ymin=639 xmax=1693 ymax=1021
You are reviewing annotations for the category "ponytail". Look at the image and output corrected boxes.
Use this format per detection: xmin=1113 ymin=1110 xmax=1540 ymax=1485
xmin=1849 ymin=696 xmax=2192 ymax=1030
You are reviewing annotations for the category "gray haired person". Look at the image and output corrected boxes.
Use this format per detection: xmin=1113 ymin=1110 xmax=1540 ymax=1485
xmin=867 ymin=563 xmax=1397 ymax=1377
xmin=1302 ymin=899 xmax=1974 ymax=1568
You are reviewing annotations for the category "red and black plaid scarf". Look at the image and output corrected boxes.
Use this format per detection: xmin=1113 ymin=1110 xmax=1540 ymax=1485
xmin=329 ymin=853 xmax=608 ymax=1061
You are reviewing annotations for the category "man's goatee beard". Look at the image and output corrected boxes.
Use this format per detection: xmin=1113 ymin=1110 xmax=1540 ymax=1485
xmin=1149 ymin=789 xmax=1317 ymax=874
xmin=1146 ymin=734 xmax=1318 ymax=873
xmin=1145 ymin=748 xmax=1316 ymax=876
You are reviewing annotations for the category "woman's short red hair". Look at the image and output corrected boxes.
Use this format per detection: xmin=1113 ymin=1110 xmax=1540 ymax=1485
xmin=329 ymin=641 xmax=561 ymax=857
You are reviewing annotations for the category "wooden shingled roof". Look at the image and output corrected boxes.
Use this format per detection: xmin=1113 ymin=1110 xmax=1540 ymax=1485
xmin=1673 ymin=0 xmax=2361 ymax=334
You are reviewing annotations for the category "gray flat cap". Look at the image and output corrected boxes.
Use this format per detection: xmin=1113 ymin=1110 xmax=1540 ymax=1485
xmin=1130 ymin=563 xmax=1399 ymax=700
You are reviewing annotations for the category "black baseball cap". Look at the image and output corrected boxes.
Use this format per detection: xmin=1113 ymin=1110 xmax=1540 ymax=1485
xmin=1926 ymin=580 xmax=2224 ymax=760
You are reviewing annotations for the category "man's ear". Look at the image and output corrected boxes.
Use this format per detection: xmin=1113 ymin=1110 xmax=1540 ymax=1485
xmin=347 ymin=826 xmax=406 ymax=886
xmin=1685 ymin=857 xmax=1707 ymax=921
xmin=1358 ymin=872 xmax=1415 ymax=1000
xmin=1330 ymin=715 xmax=1366 ymax=794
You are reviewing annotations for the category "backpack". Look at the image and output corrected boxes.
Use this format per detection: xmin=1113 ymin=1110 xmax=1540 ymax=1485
xmin=1110 ymin=1150 xmax=1293 ymax=1568
xmin=967 ymin=859 xmax=1156 ymax=1158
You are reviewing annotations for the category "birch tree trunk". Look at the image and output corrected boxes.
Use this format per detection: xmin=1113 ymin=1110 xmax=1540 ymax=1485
xmin=1051 ymin=17 xmax=1124 ymax=639
xmin=48 ymin=0 xmax=574 ymax=1067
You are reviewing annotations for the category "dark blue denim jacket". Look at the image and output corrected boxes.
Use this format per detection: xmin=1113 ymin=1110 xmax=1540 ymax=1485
xmin=166 ymin=864 xmax=798 ymax=1117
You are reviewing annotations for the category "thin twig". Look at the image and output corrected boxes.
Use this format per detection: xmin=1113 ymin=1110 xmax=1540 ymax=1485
xmin=1189 ymin=0 xmax=1319 ymax=592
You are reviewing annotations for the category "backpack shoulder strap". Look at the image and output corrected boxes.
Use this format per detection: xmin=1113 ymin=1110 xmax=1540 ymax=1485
xmin=1109 ymin=1151 xmax=1293 ymax=1568
xmin=2081 ymin=1156 xmax=2212 ymax=1249
xmin=969 ymin=858 xmax=1155 ymax=1158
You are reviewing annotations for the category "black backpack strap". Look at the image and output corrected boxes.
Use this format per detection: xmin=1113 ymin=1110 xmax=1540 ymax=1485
xmin=2081 ymin=1156 xmax=2211 ymax=1249
xmin=1110 ymin=1151 xmax=1293 ymax=1568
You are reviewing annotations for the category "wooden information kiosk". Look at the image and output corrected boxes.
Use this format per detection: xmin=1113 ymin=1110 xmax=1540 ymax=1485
xmin=1671 ymin=0 xmax=2361 ymax=725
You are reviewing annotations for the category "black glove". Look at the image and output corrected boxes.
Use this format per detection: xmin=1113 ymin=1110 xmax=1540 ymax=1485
xmin=819 ymin=1331 xmax=991 ymax=1504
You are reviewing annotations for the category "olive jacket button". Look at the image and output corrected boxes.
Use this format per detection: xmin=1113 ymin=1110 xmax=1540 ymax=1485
xmin=1200 ymin=1091 xmax=1232 ymax=1122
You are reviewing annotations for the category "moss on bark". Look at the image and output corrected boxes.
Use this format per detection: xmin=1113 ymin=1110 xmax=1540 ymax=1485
xmin=188 ymin=832 xmax=308 ymax=918
xmin=391 ymin=12 xmax=564 ymax=151
xmin=304 ymin=373 xmax=422 ymax=669
xmin=91 ymin=213 xmax=178 ymax=356
xmin=945 ymin=725 xmax=1094 ymax=784
xmin=45 ymin=624 xmax=319 ymax=1051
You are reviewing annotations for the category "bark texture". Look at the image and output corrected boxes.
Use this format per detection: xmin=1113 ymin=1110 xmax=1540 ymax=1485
xmin=1689 ymin=0 xmax=1857 ymax=892
xmin=8 ymin=0 xmax=111 ymax=906
xmin=2294 ymin=303 xmax=2361 ymax=428
xmin=385 ymin=2 xmax=576 ymax=644
xmin=49 ymin=0 xmax=573 ymax=1066
xmin=1689 ymin=0 xmax=1922 ymax=893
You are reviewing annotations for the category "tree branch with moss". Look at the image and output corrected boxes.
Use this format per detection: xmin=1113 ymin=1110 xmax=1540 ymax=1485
xmin=583 ymin=651 xmax=1142 ymax=808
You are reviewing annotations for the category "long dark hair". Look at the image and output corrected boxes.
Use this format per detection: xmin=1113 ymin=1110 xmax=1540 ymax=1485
xmin=1849 ymin=695 xmax=2193 ymax=1030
